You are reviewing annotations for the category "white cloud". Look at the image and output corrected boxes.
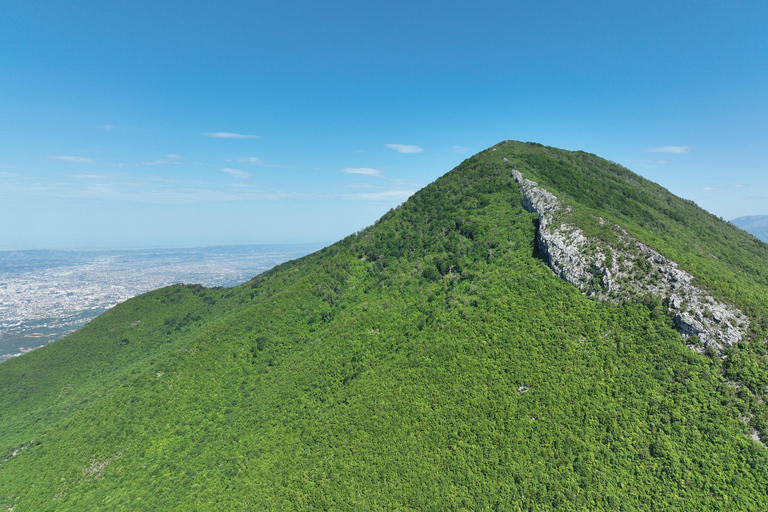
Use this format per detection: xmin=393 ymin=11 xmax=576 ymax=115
xmin=339 ymin=177 xmax=423 ymax=202
xmin=0 ymin=168 xmax=424 ymax=206
xmin=626 ymin=158 xmax=668 ymax=168
xmin=702 ymin=186 xmax=715 ymax=191
xmin=646 ymin=146 xmax=692 ymax=154
xmin=453 ymin=145 xmax=470 ymax=154
xmin=50 ymin=156 xmax=94 ymax=163
xmin=385 ymin=144 xmax=423 ymax=154
xmin=205 ymin=132 xmax=260 ymax=139
xmin=341 ymin=167 xmax=382 ymax=177
xmin=343 ymin=188 xmax=417 ymax=202
xmin=0 ymin=169 xmax=321 ymax=205
xmin=228 ymin=156 xmax=291 ymax=169
xmin=235 ymin=157 xmax=264 ymax=164
xmin=100 ymin=125 xmax=116 ymax=130
xmin=221 ymin=168 xmax=250 ymax=179
xmin=141 ymin=155 xmax=186 ymax=165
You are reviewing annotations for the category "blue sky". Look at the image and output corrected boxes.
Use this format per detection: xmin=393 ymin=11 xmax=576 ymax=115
xmin=2 ymin=0 xmax=766 ymax=250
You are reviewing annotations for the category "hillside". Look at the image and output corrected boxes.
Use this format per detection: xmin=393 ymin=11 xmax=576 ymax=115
xmin=2 ymin=141 xmax=768 ymax=510
xmin=732 ymin=215 xmax=768 ymax=243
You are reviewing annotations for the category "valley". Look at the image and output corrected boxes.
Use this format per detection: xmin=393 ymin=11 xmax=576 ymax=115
xmin=0 ymin=244 xmax=321 ymax=361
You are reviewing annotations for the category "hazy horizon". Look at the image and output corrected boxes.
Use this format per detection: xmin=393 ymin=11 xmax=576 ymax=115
xmin=0 ymin=241 xmax=332 ymax=253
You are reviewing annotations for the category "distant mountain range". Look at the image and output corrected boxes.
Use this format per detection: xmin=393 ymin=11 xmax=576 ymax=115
xmin=2 ymin=141 xmax=768 ymax=510
xmin=732 ymin=215 xmax=768 ymax=242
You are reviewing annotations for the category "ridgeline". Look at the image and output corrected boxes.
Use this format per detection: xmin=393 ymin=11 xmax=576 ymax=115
xmin=2 ymin=141 xmax=768 ymax=510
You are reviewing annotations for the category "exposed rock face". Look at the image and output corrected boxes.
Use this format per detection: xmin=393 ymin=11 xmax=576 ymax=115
xmin=511 ymin=169 xmax=749 ymax=352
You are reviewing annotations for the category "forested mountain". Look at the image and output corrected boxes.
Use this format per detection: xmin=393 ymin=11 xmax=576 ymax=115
xmin=732 ymin=215 xmax=768 ymax=243
xmin=2 ymin=141 xmax=768 ymax=510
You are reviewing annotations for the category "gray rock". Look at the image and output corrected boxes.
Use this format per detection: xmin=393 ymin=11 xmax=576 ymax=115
xmin=511 ymin=169 xmax=749 ymax=352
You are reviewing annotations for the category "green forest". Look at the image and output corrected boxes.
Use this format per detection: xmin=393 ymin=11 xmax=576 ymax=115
xmin=2 ymin=141 xmax=768 ymax=510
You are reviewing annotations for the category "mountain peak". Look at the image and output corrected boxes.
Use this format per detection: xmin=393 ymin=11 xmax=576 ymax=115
xmin=2 ymin=142 xmax=768 ymax=510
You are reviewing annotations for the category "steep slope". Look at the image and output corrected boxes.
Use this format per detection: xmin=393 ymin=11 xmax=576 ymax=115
xmin=2 ymin=142 xmax=768 ymax=510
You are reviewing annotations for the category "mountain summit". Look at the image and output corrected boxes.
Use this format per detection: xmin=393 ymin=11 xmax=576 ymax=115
xmin=2 ymin=141 xmax=768 ymax=510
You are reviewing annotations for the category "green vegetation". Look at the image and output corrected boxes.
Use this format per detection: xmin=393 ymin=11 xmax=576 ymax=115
xmin=2 ymin=142 xmax=768 ymax=510
xmin=494 ymin=141 xmax=768 ymax=323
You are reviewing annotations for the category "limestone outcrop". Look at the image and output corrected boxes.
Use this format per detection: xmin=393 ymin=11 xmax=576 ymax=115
xmin=511 ymin=169 xmax=749 ymax=351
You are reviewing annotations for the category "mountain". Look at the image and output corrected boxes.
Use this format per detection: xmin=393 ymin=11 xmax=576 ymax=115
xmin=732 ymin=215 xmax=768 ymax=243
xmin=2 ymin=141 xmax=768 ymax=510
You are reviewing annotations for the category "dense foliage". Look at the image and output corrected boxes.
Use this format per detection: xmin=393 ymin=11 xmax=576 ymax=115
xmin=2 ymin=142 xmax=768 ymax=510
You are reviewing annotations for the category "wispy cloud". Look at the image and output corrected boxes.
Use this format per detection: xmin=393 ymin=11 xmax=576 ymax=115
xmin=339 ymin=176 xmax=422 ymax=202
xmin=50 ymin=156 xmax=94 ymax=163
xmin=626 ymin=158 xmax=668 ymax=168
xmin=165 ymin=154 xmax=181 ymax=159
xmin=227 ymin=156 xmax=293 ymax=169
xmin=341 ymin=167 xmax=382 ymax=177
xmin=54 ymin=174 xmax=303 ymax=203
xmin=385 ymin=144 xmax=423 ymax=154
xmin=699 ymin=183 xmax=746 ymax=193
xmin=220 ymin=168 xmax=250 ymax=179
xmin=342 ymin=188 xmax=417 ymax=202
xmin=453 ymin=145 xmax=470 ymax=154
xmin=99 ymin=124 xmax=116 ymax=130
xmin=142 ymin=158 xmax=184 ymax=165
xmin=0 ymin=169 xmax=422 ymax=206
xmin=205 ymin=132 xmax=260 ymax=139
xmin=646 ymin=146 xmax=692 ymax=154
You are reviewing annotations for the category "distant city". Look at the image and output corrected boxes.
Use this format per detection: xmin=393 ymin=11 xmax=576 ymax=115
xmin=0 ymin=244 xmax=323 ymax=362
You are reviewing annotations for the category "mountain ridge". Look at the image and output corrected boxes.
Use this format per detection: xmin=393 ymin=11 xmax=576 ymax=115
xmin=511 ymin=167 xmax=747 ymax=350
xmin=732 ymin=215 xmax=768 ymax=243
xmin=2 ymin=141 xmax=768 ymax=510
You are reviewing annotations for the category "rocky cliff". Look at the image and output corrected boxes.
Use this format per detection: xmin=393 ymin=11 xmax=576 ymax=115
xmin=511 ymin=169 xmax=749 ymax=352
